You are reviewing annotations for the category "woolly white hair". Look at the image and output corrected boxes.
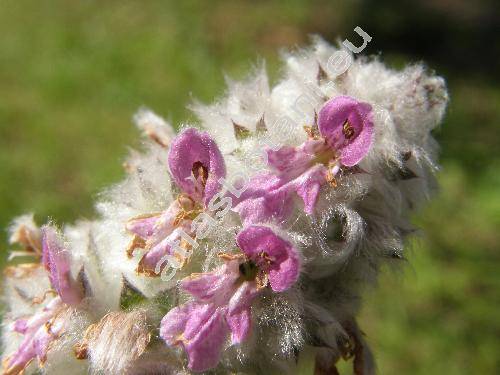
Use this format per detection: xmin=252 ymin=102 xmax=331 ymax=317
xmin=1 ymin=37 xmax=447 ymax=375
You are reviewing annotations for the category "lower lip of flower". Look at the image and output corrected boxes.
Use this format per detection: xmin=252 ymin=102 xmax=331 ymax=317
xmin=342 ymin=119 xmax=355 ymax=139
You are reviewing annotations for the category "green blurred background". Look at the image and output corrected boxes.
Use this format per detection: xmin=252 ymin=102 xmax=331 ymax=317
xmin=0 ymin=1 xmax=498 ymax=374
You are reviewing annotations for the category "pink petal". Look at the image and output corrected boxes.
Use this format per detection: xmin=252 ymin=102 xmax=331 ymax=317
xmin=41 ymin=226 xmax=83 ymax=306
xmin=126 ymin=213 xmax=161 ymax=239
xmin=160 ymin=303 xmax=228 ymax=373
xmin=160 ymin=302 xmax=213 ymax=345
xmin=267 ymin=253 xmax=301 ymax=292
xmin=127 ymin=197 xmax=188 ymax=244
xmin=266 ymin=139 xmax=326 ymax=179
xmin=236 ymin=226 xmax=287 ymax=262
xmin=236 ymin=226 xmax=300 ymax=292
xmin=232 ymin=172 xmax=295 ymax=225
xmin=18 ymin=297 xmax=63 ymax=334
xmin=140 ymin=224 xmax=192 ymax=273
xmin=226 ymin=281 xmax=259 ymax=344
xmin=32 ymin=324 xmax=55 ymax=364
xmin=234 ymin=149 xmax=327 ymax=222
xmin=168 ymin=128 xmax=226 ymax=206
xmin=19 ymin=314 xmax=49 ymax=335
xmin=181 ymin=261 xmax=240 ymax=304
xmin=160 ymin=303 xmax=197 ymax=346
xmin=318 ymin=95 xmax=374 ymax=166
xmin=226 ymin=308 xmax=251 ymax=345
xmin=184 ymin=307 xmax=228 ymax=372
xmin=4 ymin=330 xmax=45 ymax=374
xmin=293 ymin=164 xmax=327 ymax=215
xmin=3 ymin=297 xmax=64 ymax=374
xmin=11 ymin=319 xmax=28 ymax=334
xmin=266 ymin=146 xmax=300 ymax=172
xmin=146 ymin=201 xmax=185 ymax=242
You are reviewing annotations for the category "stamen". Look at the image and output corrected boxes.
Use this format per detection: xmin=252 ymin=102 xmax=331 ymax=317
xmin=192 ymin=161 xmax=208 ymax=188
xmin=342 ymin=119 xmax=355 ymax=139
xmin=258 ymin=251 xmax=273 ymax=265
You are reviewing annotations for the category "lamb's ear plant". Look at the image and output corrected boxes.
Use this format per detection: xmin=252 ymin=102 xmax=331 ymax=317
xmin=1 ymin=37 xmax=447 ymax=375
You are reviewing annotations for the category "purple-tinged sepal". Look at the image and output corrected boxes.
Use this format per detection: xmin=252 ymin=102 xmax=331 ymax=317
xmin=41 ymin=225 xmax=83 ymax=306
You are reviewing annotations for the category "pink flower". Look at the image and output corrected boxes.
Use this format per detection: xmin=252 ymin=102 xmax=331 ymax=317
xmin=3 ymin=297 xmax=66 ymax=375
xmin=317 ymin=95 xmax=374 ymax=167
xmin=168 ymin=128 xmax=226 ymax=207
xmin=234 ymin=95 xmax=374 ymax=224
xmin=126 ymin=128 xmax=226 ymax=275
xmin=160 ymin=226 xmax=300 ymax=372
xmin=236 ymin=225 xmax=300 ymax=292
xmin=3 ymin=226 xmax=82 ymax=375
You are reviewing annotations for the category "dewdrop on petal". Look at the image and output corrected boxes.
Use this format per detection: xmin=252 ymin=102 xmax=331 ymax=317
xmin=1 ymin=37 xmax=447 ymax=375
